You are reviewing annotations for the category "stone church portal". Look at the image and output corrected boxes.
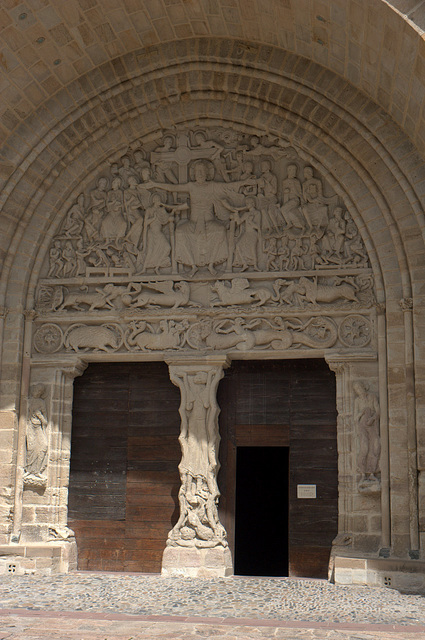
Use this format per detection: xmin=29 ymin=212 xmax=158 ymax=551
xmin=67 ymin=359 xmax=337 ymax=578
xmin=1 ymin=1 xmax=425 ymax=590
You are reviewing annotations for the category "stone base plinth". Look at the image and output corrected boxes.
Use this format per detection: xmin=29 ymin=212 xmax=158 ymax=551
xmin=333 ymin=556 xmax=425 ymax=593
xmin=0 ymin=541 xmax=77 ymax=575
xmin=161 ymin=545 xmax=233 ymax=578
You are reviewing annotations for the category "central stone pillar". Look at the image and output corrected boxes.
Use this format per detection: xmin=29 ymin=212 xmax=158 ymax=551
xmin=161 ymin=357 xmax=232 ymax=577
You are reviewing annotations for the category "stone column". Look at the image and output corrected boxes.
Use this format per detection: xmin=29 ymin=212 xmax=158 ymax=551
xmin=162 ymin=357 xmax=232 ymax=578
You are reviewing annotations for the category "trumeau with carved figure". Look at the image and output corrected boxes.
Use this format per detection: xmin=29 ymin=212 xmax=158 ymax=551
xmin=33 ymin=127 xmax=376 ymax=357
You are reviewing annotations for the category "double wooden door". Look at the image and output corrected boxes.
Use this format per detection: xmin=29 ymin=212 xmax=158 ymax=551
xmin=68 ymin=359 xmax=337 ymax=576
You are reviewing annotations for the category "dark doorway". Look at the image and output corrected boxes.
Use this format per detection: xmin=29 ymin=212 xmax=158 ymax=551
xmin=234 ymin=446 xmax=289 ymax=576
xmin=218 ymin=359 xmax=338 ymax=579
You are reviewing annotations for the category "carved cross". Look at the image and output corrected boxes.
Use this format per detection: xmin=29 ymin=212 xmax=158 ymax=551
xmin=150 ymin=132 xmax=217 ymax=182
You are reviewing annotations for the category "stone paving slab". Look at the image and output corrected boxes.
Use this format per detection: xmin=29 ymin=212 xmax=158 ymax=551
xmin=2 ymin=573 xmax=425 ymax=639
xmin=1 ymin=610 xmax=425 ymax=640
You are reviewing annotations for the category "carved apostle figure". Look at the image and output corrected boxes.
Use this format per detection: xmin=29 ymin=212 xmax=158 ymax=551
xmin=62 ymin=194 xmax=85 ymax=238
xmin=353 ymin=381 xmax=381 ymax=487
xmin=231 ymin=198 xmax=261 ymax=271
xmin=86 ymin=177 xmax=108 ymax=242
xmin=282 ymin=163 xmax=303 ymax=203
xmin=100 ymin=178 xmax=126 ymax=240
xmin=47 ymin=240 xmax=63 ymax=278
xmin=24 ymin=384 xmax=49 ymax=485
xmin=118 ymin=155 xmax=139 ymax=188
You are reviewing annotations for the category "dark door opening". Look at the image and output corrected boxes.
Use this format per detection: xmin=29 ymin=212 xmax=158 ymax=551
xmin=234 ymin=446 xmax=289 ymax=577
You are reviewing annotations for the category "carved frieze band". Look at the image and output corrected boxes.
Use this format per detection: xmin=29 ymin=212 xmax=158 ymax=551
xmin=33 ymin=312 xmax=373 ymax=355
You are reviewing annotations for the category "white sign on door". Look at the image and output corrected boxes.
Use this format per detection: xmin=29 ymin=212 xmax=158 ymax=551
xmin=297 ymin=484 xmax=317 ymax=499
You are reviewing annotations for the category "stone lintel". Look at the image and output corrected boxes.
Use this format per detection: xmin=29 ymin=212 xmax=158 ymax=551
xmin=166 ymin=355 xmax=231 ymax=369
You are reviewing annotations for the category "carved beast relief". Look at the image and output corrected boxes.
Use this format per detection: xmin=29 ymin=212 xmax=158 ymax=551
xmin=33 ymin=314 xmax=373 ymax=354
xmin=33 ymin=127 xmax=376 ymax=357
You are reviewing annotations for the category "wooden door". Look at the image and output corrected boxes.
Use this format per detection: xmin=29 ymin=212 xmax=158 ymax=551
xmin=218 ymin=359 xmax=338 ymax=578
xmin=68 ymin=362 xmax=181 ymax=572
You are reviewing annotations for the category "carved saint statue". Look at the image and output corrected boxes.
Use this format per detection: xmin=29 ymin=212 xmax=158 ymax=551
xmin=24 ymin=384 xmax=49 ymax=487
xmin=353 ymin=381 xmax=381 ymax=492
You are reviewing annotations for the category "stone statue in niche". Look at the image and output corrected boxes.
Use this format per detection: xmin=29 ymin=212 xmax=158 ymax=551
xmin=24 ymin=384 xmax=49 ymax=488
xmin=167 ymin=368 xmax=227 ymax=548
xmin=353 ymin=381 xmax=381 ymax=493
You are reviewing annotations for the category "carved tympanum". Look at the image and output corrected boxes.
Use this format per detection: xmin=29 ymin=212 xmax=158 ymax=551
xmin=33 ymin=127 xmax=376 ymax=358
xmin=41 ymin=129 xmax=370 ymax=282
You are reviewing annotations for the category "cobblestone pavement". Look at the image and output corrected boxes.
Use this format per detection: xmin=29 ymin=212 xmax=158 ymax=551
xmin=1 ymin=573 xmax=425 ymax=639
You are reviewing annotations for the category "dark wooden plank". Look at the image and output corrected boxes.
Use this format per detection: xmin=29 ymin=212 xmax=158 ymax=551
xmin=69 ymin=362 xmax=181 ymax=572
xmin=289 ymin=547 xmax=331 ymax=579
xmin=218 ymin=359 xmax=337 ymax=579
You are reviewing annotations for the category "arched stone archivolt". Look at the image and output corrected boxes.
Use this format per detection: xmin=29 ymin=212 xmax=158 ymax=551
xmin=0 ymin=39 xmax=424 ymax=580
xmin=0 ymin=45 xmax=421 ymax=305
xmin=0 ymin=2 xmax=424 ymax=158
